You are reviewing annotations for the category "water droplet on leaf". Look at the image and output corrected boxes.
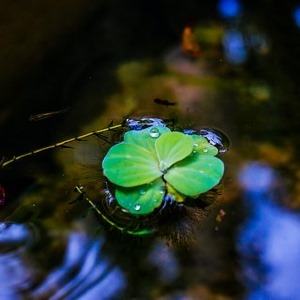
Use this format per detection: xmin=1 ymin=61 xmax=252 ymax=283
xmin=149 ymin=127 xmax=160 ymax=138
xmin=134 ymin=204 xmax=141 ymax=211
xmin=139 ymin=189 xmax=146 ymax=195
xmin=159 ymin=160 xmax=168 ymax=171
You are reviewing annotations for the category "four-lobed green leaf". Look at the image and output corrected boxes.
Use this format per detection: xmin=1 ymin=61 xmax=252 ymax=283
xmin=102 ymin=126 xmax=224 ymax=215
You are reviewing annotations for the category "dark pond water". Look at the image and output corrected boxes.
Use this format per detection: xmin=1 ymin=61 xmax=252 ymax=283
xmin=1 ymin=1 xmax=300 ymax=299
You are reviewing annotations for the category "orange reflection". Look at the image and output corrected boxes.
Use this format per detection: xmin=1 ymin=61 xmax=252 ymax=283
xmin=181 ymin=26 xmax=201 ymax=58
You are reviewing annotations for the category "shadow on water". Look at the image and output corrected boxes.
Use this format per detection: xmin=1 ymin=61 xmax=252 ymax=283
xmin=1 ymin=0 xmax=300 ymax=299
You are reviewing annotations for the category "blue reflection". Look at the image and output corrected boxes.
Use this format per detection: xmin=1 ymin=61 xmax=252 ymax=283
xmin=223 ymin=29 xmax=247 ymax=64
xmin=238 ymin=163 xmax=300 ymax=300
xmin=293 ymin=6 xmax=300 ymax=28
xmin=148 ymin=242 xmax=179 ymax=282
xmin=0 ymin=226 xmax=125 ymax=299
xmin=32 ymin=232 xmax=126 ymax=299
xmin=0 ymin=223 xmax=35 ymax=300
xmin=218 ymin=0 xmax=241 ymax=18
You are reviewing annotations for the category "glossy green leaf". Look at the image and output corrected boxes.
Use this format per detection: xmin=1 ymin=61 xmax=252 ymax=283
xmin=192 ymin=135 xmax=208 ymax=145
xmin=164 ymin=154 xmax=224 ymax=196
xmin=195 ymin=143 xmax=219 ymax=156
xmin=124 ymin=126 xmax=171 ymax=152
xmin=115 ymin=178 xmax=165 ymax=215
xmin=155 ymin=132 xmax=194 ymax=171
xmin=192 ymin=135 xmax=218 ymax=156
xmin=102 ymin=143 xmax=161 ymax=187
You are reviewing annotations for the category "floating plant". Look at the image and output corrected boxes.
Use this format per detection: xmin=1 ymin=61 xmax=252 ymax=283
xmin=102 ymin=126 xmax=224 ymax=215
xmin=1 ymin=116 xmax=229 ymax=241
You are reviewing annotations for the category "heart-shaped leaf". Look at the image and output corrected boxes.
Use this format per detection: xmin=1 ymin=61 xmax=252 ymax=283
xmin=164 ymin=154 xmax=224 ymax=196
xmin=115 ymin=178 xmax=165 ymax=215
xmin=155 ymin=132 xmax=194 ymax=171
xmin=102 ymin=143 xmax=161 ymax=187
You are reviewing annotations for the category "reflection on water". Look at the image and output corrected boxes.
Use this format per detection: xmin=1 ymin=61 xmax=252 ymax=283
xmin=218 ymin=0 xmax=241 ymax=19
xmin=0 ymin=225 xmax=125 ymax=299
xmin=148 ymin=242 xmax=179 ymax=283
xmin=293 ymin=5 xmax=300 ymax=28
xmin=238 ymin=163 xmax=300 ymax=300
xmin=0 ymin=223 xmax=35 ymax=299
xmin=223 ymin=29 xmax=247 ymax=65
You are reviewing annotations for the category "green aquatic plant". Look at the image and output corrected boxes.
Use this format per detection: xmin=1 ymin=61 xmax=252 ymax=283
xmin=102 ymin=126 xmax=224 ymax=215
xmin=1 ymin=116 xmax=228 ymax=239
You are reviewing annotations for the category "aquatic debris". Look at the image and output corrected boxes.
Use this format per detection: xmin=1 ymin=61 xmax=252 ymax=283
xmin=0 ymin=123 xmax=123 ymax=169
xmin=28 ymin=107 xmax=69 ymax=122
xmin=73 ymin=185 xmax=154 ymax=236
xmin=216 ymin=208 xmax=226 ymax=223
xmin=153 ymin=98 xmax=176 ymax=107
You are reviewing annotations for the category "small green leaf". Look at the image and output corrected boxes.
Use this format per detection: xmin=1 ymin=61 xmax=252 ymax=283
xmin=115 ymin=178 xmax=165 ymax=215
xmin=155 ymin=132 xmax=194 ymax=171
xmin=124 ymin=126 xmax=171 ymax=151
xmin=102 ymin=143 xmax=161 ymax=187
xmin=192 ymin=135 xmax=208 ymax=145
xmin=192 ymin=135 xmax=218 ymax=156
xmin=195 ymin=143 xmax=219 ymax=156
xmin=164 ymin=154 xmax=224 ymax=196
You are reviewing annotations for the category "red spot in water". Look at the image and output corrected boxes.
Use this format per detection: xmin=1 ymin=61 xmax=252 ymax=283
xmin=216 ymin=209 xmax=226 ymax=223
xmin=0 ymin=185 xmax=5 ymax=205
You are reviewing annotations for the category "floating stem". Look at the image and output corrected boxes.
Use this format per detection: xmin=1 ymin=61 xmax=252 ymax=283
xmin=1 ymin=124 xmax=123 ymax=169
xmin=74 ymin=186 xmax=154 ymax=236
